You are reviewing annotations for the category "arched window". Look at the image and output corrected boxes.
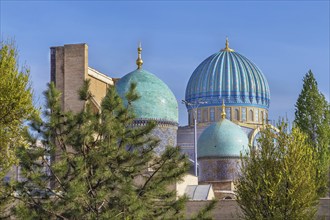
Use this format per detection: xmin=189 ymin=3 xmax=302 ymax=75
xmin=235 ymin=109 xmax=240 ymax=121
xmin=210 ymin=108 xmax=215 ymax=122
xmin=249 ymin=109 xmax=254 ymax=122
xmin=242 ymin=107 xmax=247 ymax=121
xmin=225 ymin=107 xmax=231 ymax=120
xmin=189 ymin=111 xmax=193 ymax=125
xmin=217 ymin=108 xmax=222 ymax=121
xmin=197 ymin=109 xmax=202 ymax=123
xmin=203 ymin=109 xmax=208 ymax=122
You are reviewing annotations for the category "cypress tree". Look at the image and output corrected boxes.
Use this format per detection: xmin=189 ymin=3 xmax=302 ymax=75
xmin=294 ymin=70 xmax=330 ymax=197
xmin=12 ymin=81 xmax=190 ymax=219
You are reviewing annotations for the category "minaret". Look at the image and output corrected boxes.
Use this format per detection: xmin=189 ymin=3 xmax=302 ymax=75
xmin=136 ymin=42 xmax=143 ymax=69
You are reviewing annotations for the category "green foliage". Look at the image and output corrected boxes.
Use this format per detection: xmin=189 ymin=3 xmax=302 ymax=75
xmin=236 ymin=123 xmax=319 ymax=220
xmin=0 ymin=41 xmax=35 ymax=215
xmin=0 ymin=41 xmax=35 ymax=177
xmin=12 ymin=81 xmax=190 ymax=219
xmin=294 ymin=70 xmax=330 ymax=197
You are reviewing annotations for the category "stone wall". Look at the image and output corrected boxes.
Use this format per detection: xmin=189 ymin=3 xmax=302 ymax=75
xmin=185 ymin=199 xmax=330 ymax=219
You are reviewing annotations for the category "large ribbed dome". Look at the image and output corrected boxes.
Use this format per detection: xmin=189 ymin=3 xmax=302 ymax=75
xmin=185 ymin=42 xmax=270 ymax=109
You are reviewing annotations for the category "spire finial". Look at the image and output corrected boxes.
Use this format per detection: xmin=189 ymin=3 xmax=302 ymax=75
xmin=225 ymin=37 xmax=229 ymax=49
xmin=221 ymin=37 xmax=234 ymax=52
xmin=221 ymin=99 xmax=226 ymax=119
xmin=136 ymin=42 xmax=143 ymax=69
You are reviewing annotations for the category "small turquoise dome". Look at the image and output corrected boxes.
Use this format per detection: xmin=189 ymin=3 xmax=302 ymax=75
xmin=185 ymin=42 xmax=270 ymax=109
xmin=197 ymin=119 xmax=248 ymax=158
xmin=116 ymin=68 xmax=178 ymax=123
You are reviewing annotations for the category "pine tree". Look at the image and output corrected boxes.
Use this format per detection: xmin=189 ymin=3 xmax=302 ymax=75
xmin=236 ymin=123 xmax=319 ymax=220
xmin=294 ymin=70 xmax=330 ymax=197
xmin=11 ymin=81 xmax=190 ymax=219
xmin=0 ymin=41 xmax=35 ymax=216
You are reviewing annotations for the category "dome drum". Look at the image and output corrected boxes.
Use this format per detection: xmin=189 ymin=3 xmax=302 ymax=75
xmin=198 ymin=158 xmax=241 ymax=182
xmin=132 ymin=118 xmax=178 ymax=127
xmin=151 ymin=125 xmax=178 ymax=156
xmin=188 ymin=106 xmax=268 ymax=126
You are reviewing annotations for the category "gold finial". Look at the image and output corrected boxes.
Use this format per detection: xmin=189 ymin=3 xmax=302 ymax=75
xmin=136 ymin=42 xmax=143 ymax=69
xmin=221 ymin=99 xmax=226 ymax=119
xmin=221 ymin=37 xmax=234 ymax=52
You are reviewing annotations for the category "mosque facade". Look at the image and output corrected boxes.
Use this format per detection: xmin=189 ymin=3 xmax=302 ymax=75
xmin=49 ymin=39 xmax=270 ymax=199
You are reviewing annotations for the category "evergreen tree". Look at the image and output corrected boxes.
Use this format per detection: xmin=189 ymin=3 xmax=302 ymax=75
xmin=294 ymin=70 xmax=330 ymax=197
xmin=0 ymin=41 xmax=35 ymax=216
xmin=236 ymin=123 xmax=319 ymax=220
xmin=12 ymin=81 xmax=191 ymax=219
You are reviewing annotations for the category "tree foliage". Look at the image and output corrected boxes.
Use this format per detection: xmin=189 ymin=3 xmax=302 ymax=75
xmin=236 ymin=124 xmax=319 ymax=220
xmin=11 ymin=81 xmax=191 ymax=219
xmin=294 ymin=70 xmax=330 ymax=197
xmin=0 ymin=41 xmax=35 ymax=215
xmin=0 ymin=41 xmax=34 ymax=178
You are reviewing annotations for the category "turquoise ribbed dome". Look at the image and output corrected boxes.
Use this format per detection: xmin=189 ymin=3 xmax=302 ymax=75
xmin=197 ymin=119 xmax=248 ymax=158
xmin=185 ymin=48 xmax=270 ymax=109
xmin=116 ymin=68 xmax=178 ymax=123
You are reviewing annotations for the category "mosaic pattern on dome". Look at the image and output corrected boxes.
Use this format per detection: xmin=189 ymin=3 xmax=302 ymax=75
xmin=116 ymin=69 xmax=178 ymax=123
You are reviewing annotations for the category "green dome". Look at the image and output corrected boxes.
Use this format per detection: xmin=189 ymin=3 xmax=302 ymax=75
xmin=116 ymin=68 xmax=178 ymax=123
xmin=197 ymin=119 xmax=248 ymax=158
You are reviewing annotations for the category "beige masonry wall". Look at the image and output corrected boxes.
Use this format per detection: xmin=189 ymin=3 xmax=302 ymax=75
xmin=87 ymin=67 xmax=114 ymax=107
xmin=50 ymin=44 xmax=113 ymax=113
xmin=185 ymin=199 xmax=330 ymax=219
xmin=176 ymin=174 xmax=198 ymax=198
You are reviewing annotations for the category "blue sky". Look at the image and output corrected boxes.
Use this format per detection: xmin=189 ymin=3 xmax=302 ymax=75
xmin=1 ymin=1 xmax=329 ymax=125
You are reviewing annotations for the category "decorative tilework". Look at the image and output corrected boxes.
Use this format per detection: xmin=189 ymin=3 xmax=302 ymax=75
xmin=116 ymin=69 xmax=178 ymax=123
xmin=198 ymin=158 xmax=241 ymax=182
xmin=151 ymin=124 xmax=178 ymax=155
